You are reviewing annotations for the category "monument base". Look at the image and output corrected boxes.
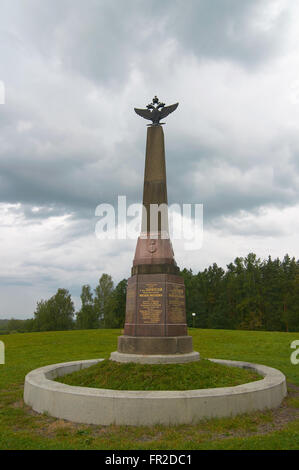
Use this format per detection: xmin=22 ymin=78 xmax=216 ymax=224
xmin=117 ymin=335 xmax=194 ymax=355
xmin=110 ymin=350 xmax=200 ymax=364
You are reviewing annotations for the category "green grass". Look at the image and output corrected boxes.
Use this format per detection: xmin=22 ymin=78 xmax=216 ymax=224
xmin=56 ymin=358 xmax=261 ymax=390
xmin=0 ymin=328 xmax=298 ymax=449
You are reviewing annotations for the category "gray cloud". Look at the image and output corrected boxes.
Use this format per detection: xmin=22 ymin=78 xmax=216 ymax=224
xmin=2 ymin=1 xmax=290 ymax=89
xmin=0 ymin=0 xmax=298 ymax=317
xmin=165 ymin=0 xmax=290 ymax=65
xmin=1 ymin=0 xmax=295 ymax=218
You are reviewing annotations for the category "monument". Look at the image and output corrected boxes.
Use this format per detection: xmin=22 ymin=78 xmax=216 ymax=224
xmin=110 ymin=96 xmax=199 ymax=363
xmin=23 ymin=97 xmax=287 ymax=425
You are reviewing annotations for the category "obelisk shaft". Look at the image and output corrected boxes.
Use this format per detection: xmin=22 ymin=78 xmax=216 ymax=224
xmin=142 ymin=125 xmax=168 ymax=233
xmin=132 ymin=125 xmax=176 ymax=273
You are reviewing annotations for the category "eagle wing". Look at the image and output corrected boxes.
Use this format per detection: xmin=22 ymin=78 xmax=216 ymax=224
xmin=134 ymin=108 xmax=153 ymax=121
xmin=159 ymin=103 xmax=179 ymax=120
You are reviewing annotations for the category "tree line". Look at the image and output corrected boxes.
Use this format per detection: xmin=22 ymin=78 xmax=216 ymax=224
xmin=0 ymin=274 xmax=127 ymax=334
xmin=182 ymin=253 xmax=299 ymax=332
xmin=1 ymin=253 xmax=298 ymax=334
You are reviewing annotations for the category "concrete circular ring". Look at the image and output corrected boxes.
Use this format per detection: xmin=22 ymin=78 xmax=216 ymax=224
xmin=24 ymin=358 xmax=287 ymax=426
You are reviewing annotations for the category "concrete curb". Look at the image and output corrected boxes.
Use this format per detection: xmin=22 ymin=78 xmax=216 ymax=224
xmin=23 ymin=358 xmax=287 ymax=426
xmin=110 ymin=350 xmax=200 ymax=363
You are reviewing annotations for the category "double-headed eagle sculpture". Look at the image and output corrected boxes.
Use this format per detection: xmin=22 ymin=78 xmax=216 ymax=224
xmin=134 ymin=96 xmax=178 ymax=125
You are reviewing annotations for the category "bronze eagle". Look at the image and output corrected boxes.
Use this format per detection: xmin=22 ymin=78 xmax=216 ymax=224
xmin=134 ymin=96 xmax=179 ymax=125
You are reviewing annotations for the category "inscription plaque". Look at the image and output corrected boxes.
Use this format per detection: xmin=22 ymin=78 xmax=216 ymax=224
xmin=138 ymin=283 xmax=163 ymax=324
xmin=168 ymin=283 xmax=185 ymax=323
xmin=125 ymin=285 xmax=136 ymax=324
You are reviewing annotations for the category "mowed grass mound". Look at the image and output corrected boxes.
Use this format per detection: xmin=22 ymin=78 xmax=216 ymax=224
xmin=56 ymin=358 xmax=261 ymax=391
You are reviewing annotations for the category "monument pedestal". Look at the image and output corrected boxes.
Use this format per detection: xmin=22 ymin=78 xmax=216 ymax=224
xmin=111 ymin=272 xmax=199 ymax=362
xmin=111 ymin=270 xmax=199 ymax=363
xmin=117 ymin=335 xmax=193 ymax=355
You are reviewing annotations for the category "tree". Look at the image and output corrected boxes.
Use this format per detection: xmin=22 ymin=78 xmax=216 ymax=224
xmin=181 ymin=269 xmax=199 ymax=327
xmin=260 ymin=256 xmax=284 ymax=331
xmin=237 ymin=254 xmax=263 ymax=330
xmin=204 ymin=263 xmax=227 ymax=329
xmin=105 ymin=279 xmax=127 ymax=328
xmin=76 ymin=285 xmax=99 ymax=329
xmin=94 ymin=274 xmax=114 ymax=328
xmin=34 ymin=289 xmax=75 ymax=331
xmin=281 ymin=256 xmax=299 ymax=332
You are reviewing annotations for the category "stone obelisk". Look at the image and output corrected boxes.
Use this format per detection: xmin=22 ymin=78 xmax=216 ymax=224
xmin=110 ymin=97 xmax=199 ymax=363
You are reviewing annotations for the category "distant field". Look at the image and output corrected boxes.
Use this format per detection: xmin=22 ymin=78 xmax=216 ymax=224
xmin=0 ymin=328 xmax=298 ymax=450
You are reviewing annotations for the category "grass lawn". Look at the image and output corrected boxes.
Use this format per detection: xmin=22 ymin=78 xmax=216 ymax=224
xmin=56 ymin=358 xmax=261 ymax=390
xmin=0 ymin=328 xmax=298 ymax=450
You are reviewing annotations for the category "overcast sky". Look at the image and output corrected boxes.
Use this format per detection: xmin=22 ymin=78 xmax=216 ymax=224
xmin=1 ymin=0 xmax=299 ymax=318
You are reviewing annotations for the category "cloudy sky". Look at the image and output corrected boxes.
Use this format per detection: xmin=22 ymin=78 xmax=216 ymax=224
xmin=1 ymin=0 xmax=299 ymax=318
